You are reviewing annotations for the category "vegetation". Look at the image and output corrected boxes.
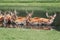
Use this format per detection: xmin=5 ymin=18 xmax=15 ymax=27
xmin=0 ymin=3 xmax=60 ymax=11
xmin=0 ymin=28 xmax=60 ymax=40
xmin=0 ymin=0 xmax=60 ymax=26
xmin=0 ymin=0 xmax=60 ymax=40
xmin=0 ymin=0 xmax=60 ymax=3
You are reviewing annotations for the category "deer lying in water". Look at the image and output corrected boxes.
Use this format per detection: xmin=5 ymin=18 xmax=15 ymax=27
xmin=3 ymin=10 xmax=18 ymax=28
xmin=27 ymin=12 xmax=56 ymax=28
xmin=28 ymin=17 xmax=41 ymax=26
xmin=3 ymin=11 xmax=13 ymax=27
xmin=0 ymin=11 xmax=4 ymax=26
xmin=14 ymin=10 xmax=34 ymax=27
xmin=26 ymin=11 xmax=42 ymax=26
xmin=40 ymin=12 xmax=56 ymax=27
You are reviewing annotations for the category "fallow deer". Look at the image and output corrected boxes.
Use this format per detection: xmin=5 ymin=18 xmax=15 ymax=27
xmin=41 ymin=12 xmax=56 ymax=25
xmin=28 ymin=17 xmax=41 ymax=26
xmin=0 ymin=11 xmax=4 ymax=26
xmin=25 ymin=11 xmax=42 ymax=28
xmin=13 ymin=10 xmax=27 ymax=27
xmin=39 ymin=12 xmax=56 ymax=29
xmin=25 ymin=10 xmax=34 ymax=26
xmin=3 ymin=11 xmax=13 ymax=27
xmin=14 ymin=10 xmax=34 ymax=28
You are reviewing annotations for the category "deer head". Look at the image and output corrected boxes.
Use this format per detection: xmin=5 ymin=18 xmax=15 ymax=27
xmin=26 ymin=10 xmax=33 ymax=18
xmin=46 ymin=12 xmax=56 ymax=20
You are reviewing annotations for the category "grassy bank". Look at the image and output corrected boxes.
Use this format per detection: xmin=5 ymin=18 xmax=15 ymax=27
xmin=0 ymin=28 xmax=60 ymax=40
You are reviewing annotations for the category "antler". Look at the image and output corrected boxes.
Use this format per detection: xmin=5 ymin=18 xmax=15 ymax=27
xmin=0 ymin=10 xmax=1 ymax=15
xmin=26 ymin=9 xmax=33 ymax=14
xmin=53 ymin=13 xmax=56 ymax=17
xmin=10 ymin=11 xmax=13 ymax=15
xmin=46 ymin=12 xmax=49 ymax=17
xmin=14 ymin=9 xmax=18 ymax=18
xmin=14 ymin=9 xmax=17 ymax=15
xmin=26 ymin=10 xmax=28 ymax=14
xmin=31 ymin=10 xmax=33 ymax=15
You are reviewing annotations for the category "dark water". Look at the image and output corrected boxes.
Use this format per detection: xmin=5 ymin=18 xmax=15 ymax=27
xmin=54 ymin=26 xmax=60 ymax=31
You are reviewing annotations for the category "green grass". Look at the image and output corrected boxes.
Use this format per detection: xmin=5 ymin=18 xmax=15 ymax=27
xmin=0 ymin=28 xmax=60 ymax=40
xmin=0 ymin=3 xmax=60 ymax=11
xmin=0 ymin=0 xmax=60 ymax=3
xmin=0 ymin=3 xmax=60 ymax=7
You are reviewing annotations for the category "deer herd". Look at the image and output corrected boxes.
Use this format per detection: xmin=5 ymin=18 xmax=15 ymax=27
xmin=0 ymin=10 xmax=56 ymax=29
